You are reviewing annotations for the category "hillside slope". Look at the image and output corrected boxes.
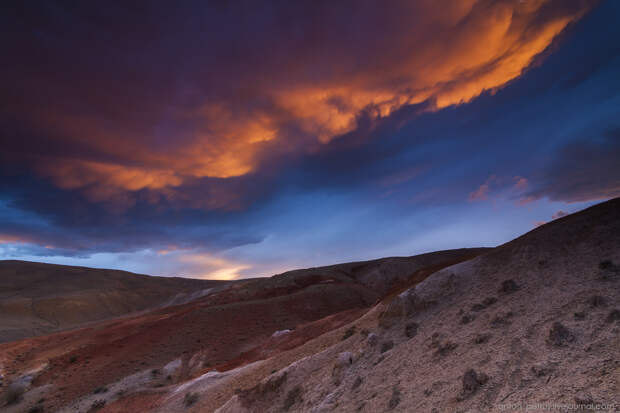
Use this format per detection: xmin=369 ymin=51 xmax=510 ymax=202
xmin=0 ymin=248 xmax=485 ymax=412
xmin=211 ymin=197 xmax=620 ymax=413
xmin=0 ymin=261 xmax=226 ymax=343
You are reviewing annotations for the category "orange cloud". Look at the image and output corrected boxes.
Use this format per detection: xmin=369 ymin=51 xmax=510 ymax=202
xmin=9 ymin=0 xmax=595 ymax=205
xmin=176 ymin=252 xmax=251 ymax=280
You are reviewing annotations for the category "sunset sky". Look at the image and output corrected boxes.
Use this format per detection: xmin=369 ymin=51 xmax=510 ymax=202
xmin=1 ymin=0 xmax=619 ymax=279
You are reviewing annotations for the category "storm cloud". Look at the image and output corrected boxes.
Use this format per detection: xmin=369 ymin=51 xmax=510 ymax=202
xmin=1 ymin=0 xmax=618 ymax=278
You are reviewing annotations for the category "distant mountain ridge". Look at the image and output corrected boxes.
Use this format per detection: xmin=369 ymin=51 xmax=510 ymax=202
xmin=0 ymin=261 xmax=226 ymax=343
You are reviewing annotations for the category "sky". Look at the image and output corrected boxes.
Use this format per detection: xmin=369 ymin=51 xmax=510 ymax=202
xmin=1 ymin=0 xmax=619 ymax=279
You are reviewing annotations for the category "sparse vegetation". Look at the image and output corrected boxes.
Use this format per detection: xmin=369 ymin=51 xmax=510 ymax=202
xmin=458 ymin=369 xmax=488 ymax=401
xmin=531 ymin=364 xmax=552 ymax=377
xmin=606 ymin=309 xmax=620 ymax=323
xmin=342 ymin=326 xmax=356 ymax=340
xmin=461 ymin=313 xmax=475 ymax=324
xmin=405 ymin=322 xmax=419 ymax=338
xmin=28 ymin=406 xmax=44 ymax=413
xmin=93 ymin=386 xmax=108 ymax=394
xmin=388 ymin=386 xmax=401 ymax=409
xmin=473 ymin=333 xmax=491 ymax=344
xmin=352 ymin=376 xmax=363 ymax=390
xmin=88 ymin=400 xmax=106 ymax=412
xmin=491 ymin=311 xmax=514 ymax=328
xmin=283 ymin=385 xmax=303 ymax=411
xmin=500 ymin=279 xmax=520 ymax=294
xmin=381 ymin=340 xmax=394 ymax=353
xmin=183 ymin=392 xmax=199 ymax=407
xmin=69 ymin=356 xmax=78 ymax=363
xmin=434 ymin=341 xmax=458 ymax=357
xmin=547 ymin=322 xmax=575 ymax=346
xmin=473 ymin=296 xmax=498 ymax=312
xmin=483 ymin=297 xmax=498 ymax=306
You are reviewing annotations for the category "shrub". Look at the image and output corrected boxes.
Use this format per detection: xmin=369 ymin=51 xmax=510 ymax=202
xmin=351 ymin=376 xmax=363 ymax=390
xmin=405 ymin=322 xmax=419 ymax=338
xmin=607 ymin=309 xmax=620 ymax=323
xmin=460 ymin=314 xmax=475 ymax=324
xmin=380 ymin=340 xmax=394 ymax=353
xmin=88 ymin=400 xmax=106 ymax=412
xmin=499 ymin=279 xmax=519 ymax=294
xmin=183 ymin=392 xmax=199 ymax=407
xmin=283 ymin=386 xmax=302 ymax=411
xmin=547 ymin=322 xmax=575 ymax=346
xmin=473 ymin=333 xmax=491 ymax=344
xmin=341 ymin=326 xmax=356 ymax=341
xmin=388 ymin=386 xmax=401 ymax=409
xmin=458 ymin=369 xmax=489 ymax=401
xmin=93 ymin=386 xmax=108 ymax=394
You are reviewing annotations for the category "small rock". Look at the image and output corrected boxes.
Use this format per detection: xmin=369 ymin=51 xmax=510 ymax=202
xmin=405 ymin=322 xmax=419 ymax=338
xmin=336 ymin=351 xmax=353 ymax=367
xmin=471 ymin=303 xmax=486 ymax=312
xmin=483 ymin=297 xmax=498 ymax=306
xmin=472 ymin=297 xmax=498 ymax=312
xmin=351 ymin=376 xmax=363 ymax=390
xmin=473 ymin=333 xmax=491 ymax=344
xmin=458 ymin=369 xmax=488 ymax=401
xmin=606 ymin=309 xmax=620 ymax=323
xmin=272 ymin=329 xmax=291 ymax=338
xmin=531 ymin=364 xmax=552 ymax=377
xmin=574 ymin=312 xmax=586 ymax=320
xmin=367 ymin=333 xmax=379 ymax=346
xmin=500 ymin=279 xmax=520 ymax=294
xmin=547 ymin=322 xmax=575 ymax=346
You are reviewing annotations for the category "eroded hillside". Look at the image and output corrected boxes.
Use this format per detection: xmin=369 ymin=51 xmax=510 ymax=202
xmin=0 ymin=248 xmax=484 ymax=412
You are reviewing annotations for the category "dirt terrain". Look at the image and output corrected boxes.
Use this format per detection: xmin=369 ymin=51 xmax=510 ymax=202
xmin=0 ymin=248 xmax=484 ymax=412
xmin=1 ymin=198 xmax=618 ymax=412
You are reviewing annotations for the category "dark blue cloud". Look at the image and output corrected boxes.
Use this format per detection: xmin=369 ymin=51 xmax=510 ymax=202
xmin=0 ymin=0 xmax=618 ymax=277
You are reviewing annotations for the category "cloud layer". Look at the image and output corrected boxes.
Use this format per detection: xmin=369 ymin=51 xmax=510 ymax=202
xmin=1 ymin=0 xmax=618 ymax=278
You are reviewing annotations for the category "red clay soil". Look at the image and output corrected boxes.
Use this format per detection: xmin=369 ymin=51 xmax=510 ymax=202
xmin=212 ymin=307 xmax=367 ymax=372
xmin=98 ymin=392 xmax=165 ymax=413
xmin=1 ymin=281 xmax=376 ymax=411
xmin=1 ymin=248 xmax=489 ymax=412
